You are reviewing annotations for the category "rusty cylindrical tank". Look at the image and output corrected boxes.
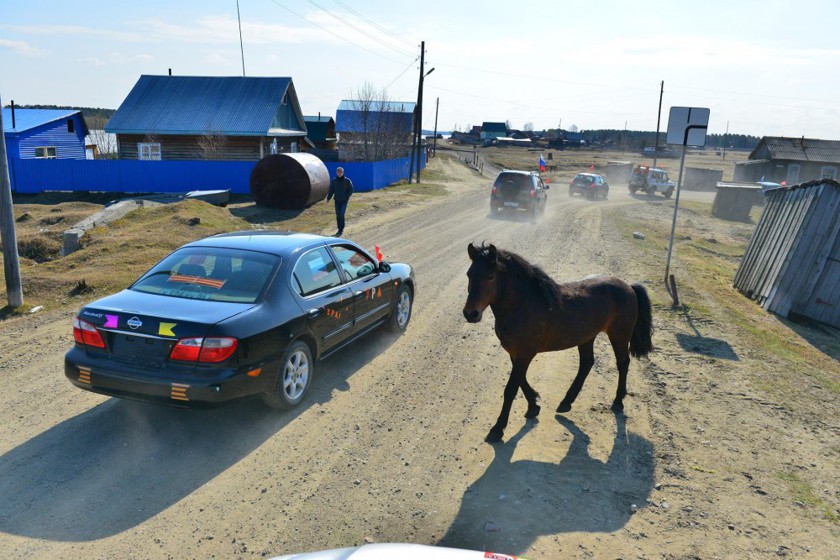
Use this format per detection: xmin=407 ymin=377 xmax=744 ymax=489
xmin=249 ymin=153 xmax=330 ymax=209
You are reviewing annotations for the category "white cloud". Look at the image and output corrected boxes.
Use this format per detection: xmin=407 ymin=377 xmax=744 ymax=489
xmin=79 ymin=56 xmax=107 ymax=67
xmin=0 ymin=38 xmax=46 ymax=57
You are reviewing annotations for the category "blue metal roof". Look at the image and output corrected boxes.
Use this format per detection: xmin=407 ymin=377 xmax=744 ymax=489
xmin=2 ymin=108 xmax=83 ymax=133
xmin=335 ymin=100 xmax=415 ymax=134
xmin=105 ymin=75 xmax=307 ymax=136
xmin=304 ymin=115 xmax=333 ymax=123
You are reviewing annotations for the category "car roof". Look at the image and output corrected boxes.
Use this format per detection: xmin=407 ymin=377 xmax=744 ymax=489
xmin=497 ymin=169 xmax=534 ymax=176
xmin=183 ymin=231 xmax=342 ymax=257
xmin=575 ymin=172 xmax=603 ymax=178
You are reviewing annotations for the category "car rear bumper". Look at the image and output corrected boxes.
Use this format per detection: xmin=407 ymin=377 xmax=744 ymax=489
xmin=64 ymin=347 xmax=266 ymax=407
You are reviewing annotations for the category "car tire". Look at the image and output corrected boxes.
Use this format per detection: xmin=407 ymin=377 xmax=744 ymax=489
xmin=389 ymin=284 xmax=413 ymax=332
xmin=664 ymin=188 xmax=674 ymax=199
xmin=262 ymin=340 xmax=313 ymax=410
xmin=629 ymin=186 xmax=637 ymax=194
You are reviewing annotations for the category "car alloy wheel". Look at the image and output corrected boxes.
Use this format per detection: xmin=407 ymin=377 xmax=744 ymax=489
xmin=263 ymin=340 xmax=313 ymax=410
xmin=389 ymin=285 xmax=413 ymax=332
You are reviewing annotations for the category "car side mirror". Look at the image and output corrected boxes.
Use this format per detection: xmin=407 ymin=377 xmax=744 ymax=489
xmin=544 ymin=184 xmax=550 ymax=189
xmin=378 ymin=262 xmax=391 ymax=273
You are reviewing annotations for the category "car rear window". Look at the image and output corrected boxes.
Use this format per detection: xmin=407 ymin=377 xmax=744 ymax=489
xmin=130 ymin=247 xmax=280 ymax=303
xmin=493 ymin=173 xmax=531 ymax=189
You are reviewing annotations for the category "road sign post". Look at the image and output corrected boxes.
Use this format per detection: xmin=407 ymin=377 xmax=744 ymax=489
xmin=663 ymin=107 xmax=710 ymax=307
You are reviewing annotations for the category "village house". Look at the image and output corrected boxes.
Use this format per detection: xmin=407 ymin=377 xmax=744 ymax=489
xmin=733 ymin=136 xmax=840 ymax=184
xmin=105 ymin=75 xmax=308 ymax=161
xmin=2 ymin=107 xmax=89 ymax=160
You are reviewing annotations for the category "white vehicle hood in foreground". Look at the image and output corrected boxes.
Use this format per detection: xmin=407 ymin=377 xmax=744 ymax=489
xmin=271 ymin=543 xmax=524 ymax=560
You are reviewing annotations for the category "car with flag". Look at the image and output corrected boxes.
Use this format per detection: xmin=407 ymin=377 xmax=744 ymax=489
xmin=65 ymin=231 xmax=415 ymax=410
xmin=489 ymin=170 xmax=548 ymax=217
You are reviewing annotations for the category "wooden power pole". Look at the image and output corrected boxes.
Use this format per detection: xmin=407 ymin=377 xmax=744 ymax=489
xmin=0 ymin=96 xmax=24 ymax=308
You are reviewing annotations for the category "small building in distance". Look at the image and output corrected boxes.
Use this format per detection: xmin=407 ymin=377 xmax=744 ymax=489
xmin=105 ymin=75 xmax=308 ymax=161
xmin=733 ymin=136 xmax=840 ymax=185
xmin=480 ymin=122 xmax=508 ymax=140
xmin=304 ymin=115 xmax=336 ymax=151
xmin=335 ymin=99 xmax=415 ymax=161
xmin=2 ymin=107 xmax=89 ymax=160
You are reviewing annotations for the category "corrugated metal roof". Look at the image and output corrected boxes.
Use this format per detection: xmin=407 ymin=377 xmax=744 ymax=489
xmin=336 ymin=100 xmax=415 ymax=114
xmin=482 ymin=122 xmax=507 ymax=133
xmin=2 ymin=108 xmax=81 ymax=133
xmin=751 ymin=136 xmax=840 ymax=164
xmin=105 ymin=75 xmax=306 ymax=136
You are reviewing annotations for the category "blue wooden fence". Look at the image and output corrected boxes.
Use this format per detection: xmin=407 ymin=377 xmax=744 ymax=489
xmin=7 ymin=152 xmax=425 ymax=195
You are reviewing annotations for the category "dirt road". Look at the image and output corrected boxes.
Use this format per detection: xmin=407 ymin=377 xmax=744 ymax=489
xmin=1 ymin=155 xmax=837 ymax=559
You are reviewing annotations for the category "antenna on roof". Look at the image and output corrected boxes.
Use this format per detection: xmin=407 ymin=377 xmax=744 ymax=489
xmin=237 ymin=0 xmax=246 ymax=77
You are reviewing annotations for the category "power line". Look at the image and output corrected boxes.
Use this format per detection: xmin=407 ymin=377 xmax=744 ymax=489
xmin=267 ymin=0 xmax=411 ymax=65
xmin=306 ymin=0 xmax=416 ymax=58
xmin=330 ymin=0 xmax=416 ymax=49
xmin=384 ymin=57 xmax=419 ymax=91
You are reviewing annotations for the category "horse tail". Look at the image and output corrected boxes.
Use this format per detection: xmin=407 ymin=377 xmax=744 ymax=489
xmin=629 ymin=284 xmax=654 ymax=358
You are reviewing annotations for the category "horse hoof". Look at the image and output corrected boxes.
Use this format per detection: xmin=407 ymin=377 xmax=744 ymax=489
xmin=525 ymin=404 xmax=541 ymax=419
xmin=556 ymin=402 xmax=572 ymax=413
xmin=485 ymin=427 xmax=504 ymax=443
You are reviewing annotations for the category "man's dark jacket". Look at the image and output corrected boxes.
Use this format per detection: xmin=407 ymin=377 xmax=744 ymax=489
xmin=327 ymin=176 xmax=354 ymax=203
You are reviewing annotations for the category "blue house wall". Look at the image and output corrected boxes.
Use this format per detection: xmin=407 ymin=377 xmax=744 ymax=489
xmin=4 ymin=113 xmax=88 ymax=160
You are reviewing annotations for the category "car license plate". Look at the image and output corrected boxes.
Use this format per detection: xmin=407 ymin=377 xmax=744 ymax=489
xmin=504 ymin=201 xmax=519 ymax=207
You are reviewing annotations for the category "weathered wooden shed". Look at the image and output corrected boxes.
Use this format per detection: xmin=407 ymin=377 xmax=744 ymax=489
xmin=733 ymin=136 xmax=840 ymax=184
xmin=733 ymin=179 xmax=840 ymax=327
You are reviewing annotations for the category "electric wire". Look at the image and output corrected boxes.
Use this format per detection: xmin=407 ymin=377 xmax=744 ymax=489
xmin=306 ymin=0 xmax=416 ymax=58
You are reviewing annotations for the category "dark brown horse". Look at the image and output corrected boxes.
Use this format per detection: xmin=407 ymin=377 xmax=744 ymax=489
xmin=463 ymin=243 xmax=654 ymax=442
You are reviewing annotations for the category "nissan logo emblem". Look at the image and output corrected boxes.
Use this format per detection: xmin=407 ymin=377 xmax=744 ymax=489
xmin=127 ymin=316 xmax=143 ymax=330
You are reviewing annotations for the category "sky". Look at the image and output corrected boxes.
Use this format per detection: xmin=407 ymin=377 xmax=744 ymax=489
xmin=2 ymin=0 xmax=839 ymax=139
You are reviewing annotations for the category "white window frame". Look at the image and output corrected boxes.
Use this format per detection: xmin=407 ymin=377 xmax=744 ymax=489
xmin=34 ymin=146 xmax=57 ymax=159
xmin=138 ymin=142 xmax=161 ymax=161
xmin=820 ymin=166 xmax=837 ymax=181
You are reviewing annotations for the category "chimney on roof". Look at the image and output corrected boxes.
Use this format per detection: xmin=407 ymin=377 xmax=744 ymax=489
xmin=168 ymin=68 xmax=172 ymax=76
xmin=10 ymin=100 xmax=15 ymax=128
xmin=800 ymin=135 xmax=805 ymax=148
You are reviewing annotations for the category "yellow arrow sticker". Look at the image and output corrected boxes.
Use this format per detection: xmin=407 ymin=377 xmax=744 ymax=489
xmin=159 ymin=322 xmax=177 ymax=337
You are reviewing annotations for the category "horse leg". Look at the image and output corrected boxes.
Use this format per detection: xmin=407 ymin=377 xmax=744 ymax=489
xmin=487 ymin=354 xmax=534 ymax=442
xmin=521 ymin=375 xmax=541 ymax=419
xmin=608 ymin=334 xmax=631 ymax=412
xmin=557 ymin=338 xmax=595 ymax=413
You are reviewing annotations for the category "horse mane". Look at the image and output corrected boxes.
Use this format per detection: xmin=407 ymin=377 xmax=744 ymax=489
xmin=476 ymin=244 xmax=561 ymax=309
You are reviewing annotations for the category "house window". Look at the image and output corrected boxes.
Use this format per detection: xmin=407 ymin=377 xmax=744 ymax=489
xmin=67 ymin=119 xmax=75 ymax=133
xmin=138 ymin=143 xmax=161 ymax=161
xmin=35 ymin=146 xmax=57 ymax=159
xmin=786 ymin=164 xmax=800 ymax=184
xmin=820 ymin=166 xmax=837 ymax=181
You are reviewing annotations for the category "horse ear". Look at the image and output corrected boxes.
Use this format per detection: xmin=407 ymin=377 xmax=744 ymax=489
xmin=467 ymin=242 xmax=477 ymax=260
xmin=487 ymin=244 xmax=498 ymax=261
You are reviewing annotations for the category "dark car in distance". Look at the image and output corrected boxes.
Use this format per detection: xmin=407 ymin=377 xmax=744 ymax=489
xmin=569 ymin=172 xmax=610 ymax=199
xmin=490 ymin=170 xmax=548 ymax=217
xmin=65 ymin=232 xmax=415 ymax=410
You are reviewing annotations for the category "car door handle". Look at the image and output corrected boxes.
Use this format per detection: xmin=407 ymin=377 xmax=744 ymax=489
xmin=306 ymin=308 xmax=323 ymax=318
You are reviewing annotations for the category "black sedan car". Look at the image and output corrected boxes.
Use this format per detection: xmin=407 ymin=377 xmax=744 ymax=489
xmin=569 ymin=172 xmax=609 ymax=200
xmin=65 ymin=232 xmax=415 ymax=410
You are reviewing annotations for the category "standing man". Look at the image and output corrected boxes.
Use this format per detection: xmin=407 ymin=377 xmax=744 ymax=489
xmin=326 ymin=166 xmax=354 ymax=236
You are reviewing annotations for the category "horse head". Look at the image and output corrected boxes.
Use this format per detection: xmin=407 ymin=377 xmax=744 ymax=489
xmin=463 ymin=242 xmax=501 ymax=323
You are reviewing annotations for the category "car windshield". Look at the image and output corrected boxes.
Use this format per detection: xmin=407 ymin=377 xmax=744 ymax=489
xmin=130 ymin=247 xmax=281 ymax=303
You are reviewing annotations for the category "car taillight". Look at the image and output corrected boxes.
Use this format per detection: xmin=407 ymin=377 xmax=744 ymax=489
xmin=73 ymin=317 xmax=106 ymax=348
xmin=491 ymin=186 xmax=497 ymax=195
xmin=170 ymin=337 xmax=238 ymax=363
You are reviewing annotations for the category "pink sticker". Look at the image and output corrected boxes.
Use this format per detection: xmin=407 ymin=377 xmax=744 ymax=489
xmin=104 ymin=314 xmax=118 ymax=328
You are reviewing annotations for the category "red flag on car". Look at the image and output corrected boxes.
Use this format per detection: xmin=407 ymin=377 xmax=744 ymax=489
xmin=375 ymin=245 xmax=383 ymax=262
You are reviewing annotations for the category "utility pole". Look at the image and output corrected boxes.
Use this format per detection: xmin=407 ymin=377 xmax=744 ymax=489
xmin=653 ymin=80 xmax=664 ymax=169
xmin=408 ymin=41 xmax=423 ymax=184
xmin=415 ymin=41 xmax=427 ymax=183
xmin=432 ymin=97 xmax=439 ymax=157
xmin=0 ymin=96 xmax=24 ymax=308
xmin=722 ymin=120 xmax=729 ymax=161
xmin=237 ymin=0 xmax=246 ymax=76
